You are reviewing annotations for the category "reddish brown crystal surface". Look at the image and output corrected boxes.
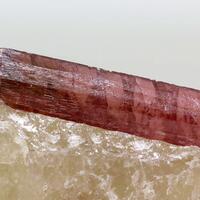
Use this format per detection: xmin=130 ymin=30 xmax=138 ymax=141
xmin=1 ymin=48 xmax=200 ymax=147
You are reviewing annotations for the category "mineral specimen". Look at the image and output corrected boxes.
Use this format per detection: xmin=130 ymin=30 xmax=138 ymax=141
xmin=0 ymin=101 xmax=200 ymax=200
xmin=1 ymin=48 xmax=200 ymax=146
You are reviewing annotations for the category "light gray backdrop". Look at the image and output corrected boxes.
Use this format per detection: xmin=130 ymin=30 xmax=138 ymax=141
xmin=1 ymin=0 xmax=200 ymax=89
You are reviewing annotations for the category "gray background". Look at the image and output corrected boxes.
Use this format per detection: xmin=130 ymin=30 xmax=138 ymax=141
xmin=1 ymin=0 xmax=200 ymax=89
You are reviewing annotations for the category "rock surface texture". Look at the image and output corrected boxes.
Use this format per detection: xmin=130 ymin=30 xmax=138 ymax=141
xmin=1 ymin=48 xmax=200 ymax=146
xmin=0 ymin=101 xmax=200 ymax=200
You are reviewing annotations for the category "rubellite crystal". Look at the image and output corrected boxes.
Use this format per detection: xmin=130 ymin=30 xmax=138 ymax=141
xmin=1 ymin=48 xmax=200 ymax=146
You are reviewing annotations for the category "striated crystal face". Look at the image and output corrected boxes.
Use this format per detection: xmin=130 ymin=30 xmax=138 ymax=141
xmin=0 ymin=101 xmax=200 ymax=200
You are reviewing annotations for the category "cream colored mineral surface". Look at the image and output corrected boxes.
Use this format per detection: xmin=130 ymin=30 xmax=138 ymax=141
xmin=0 ymin=101 xmax=200 ymax=200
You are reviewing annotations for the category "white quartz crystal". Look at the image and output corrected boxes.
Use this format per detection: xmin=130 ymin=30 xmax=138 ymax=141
xmin=0 ymin=101 xmax=200 ymax=200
